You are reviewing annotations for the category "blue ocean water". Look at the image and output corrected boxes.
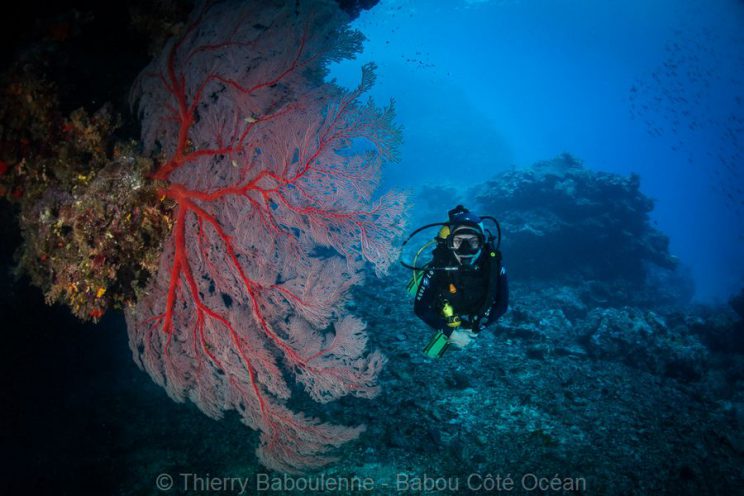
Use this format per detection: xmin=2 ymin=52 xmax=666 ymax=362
xmin=331 ymin=0 xmax=744 ymax=303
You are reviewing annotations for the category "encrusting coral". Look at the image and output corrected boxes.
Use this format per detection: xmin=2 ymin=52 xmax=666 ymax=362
xmin=0 ymin=70 xmax=172 ymax=321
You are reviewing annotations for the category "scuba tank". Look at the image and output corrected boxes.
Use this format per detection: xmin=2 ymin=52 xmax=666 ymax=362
xmin=405 ymin=225 xmax=450 ymax=296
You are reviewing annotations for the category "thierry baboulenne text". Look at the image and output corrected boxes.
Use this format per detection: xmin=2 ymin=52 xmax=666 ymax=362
xmin=156 ymin=472 xmax=587 ymax=493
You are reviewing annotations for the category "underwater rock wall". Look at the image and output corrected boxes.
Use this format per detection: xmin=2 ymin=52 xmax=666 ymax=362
xmin=470 ymin=154 xmax=690 ymax=307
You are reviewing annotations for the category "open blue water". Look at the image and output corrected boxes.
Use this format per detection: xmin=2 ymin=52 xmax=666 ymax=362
xmin=331 ymin=0 xmax=744 ymax=303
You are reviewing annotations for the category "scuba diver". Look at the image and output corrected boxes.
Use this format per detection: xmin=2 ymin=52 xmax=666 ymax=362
xmin=403 ymin=205 xmax=509 ymax=358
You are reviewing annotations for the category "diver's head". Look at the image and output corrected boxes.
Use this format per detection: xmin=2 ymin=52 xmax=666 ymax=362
xmin=447 ymin=205 xmax=485 ymax=266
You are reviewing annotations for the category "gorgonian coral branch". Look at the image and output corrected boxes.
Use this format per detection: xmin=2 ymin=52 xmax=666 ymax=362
xmin=127 ymin=0 xmax=404 ymax=472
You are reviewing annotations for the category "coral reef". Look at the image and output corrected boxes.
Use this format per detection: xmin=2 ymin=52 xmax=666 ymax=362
xmin=17 ymin=146 xmax=172 ymax=320
xmin=2 ymin=0 xmax=742 ymax=490
xmin=2 ymin=0 xmax=399 ymax=473
xmin=331 ymin=263 xmax=744 ymax=494
xmin=371 ymin=156 xmax=742 ymax=494
xmin=470 ymin=154 xmax=687 ymax=307
xmin=690 ymin=298 xmax=744 ymax=355
xmin=4 ymin=145 xmax=742 ymax=491
xmin=0 ymin=66 xmax=172 ymax=321
xmin=126 ymin=0 xmax=403 ymax=473
xmin=579 ymin=307 xmax=709 ymax=381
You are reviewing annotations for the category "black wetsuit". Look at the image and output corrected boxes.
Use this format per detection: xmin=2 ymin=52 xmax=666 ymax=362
xmin=414 ymin=244 xmax=509 ymax=336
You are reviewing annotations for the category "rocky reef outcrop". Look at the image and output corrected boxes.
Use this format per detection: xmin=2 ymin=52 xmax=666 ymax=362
xmin=372 ymin=155 xmax=743 ymax=494
xmin=340 ymin=266 xmax=744 ymax=495
xmin=469 ymin=154 xmax=691 ymax=307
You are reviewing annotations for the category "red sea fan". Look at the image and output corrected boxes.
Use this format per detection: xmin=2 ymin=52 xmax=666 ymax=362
xmin=126 ymin=0 xmax=405 ymax=472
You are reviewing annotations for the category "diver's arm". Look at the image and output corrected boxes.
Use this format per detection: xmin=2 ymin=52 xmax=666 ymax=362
xmin=414 ymin=270 xmax=448 ymax=331
xmin=483 ymin=266 xmax=509 ymax=327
